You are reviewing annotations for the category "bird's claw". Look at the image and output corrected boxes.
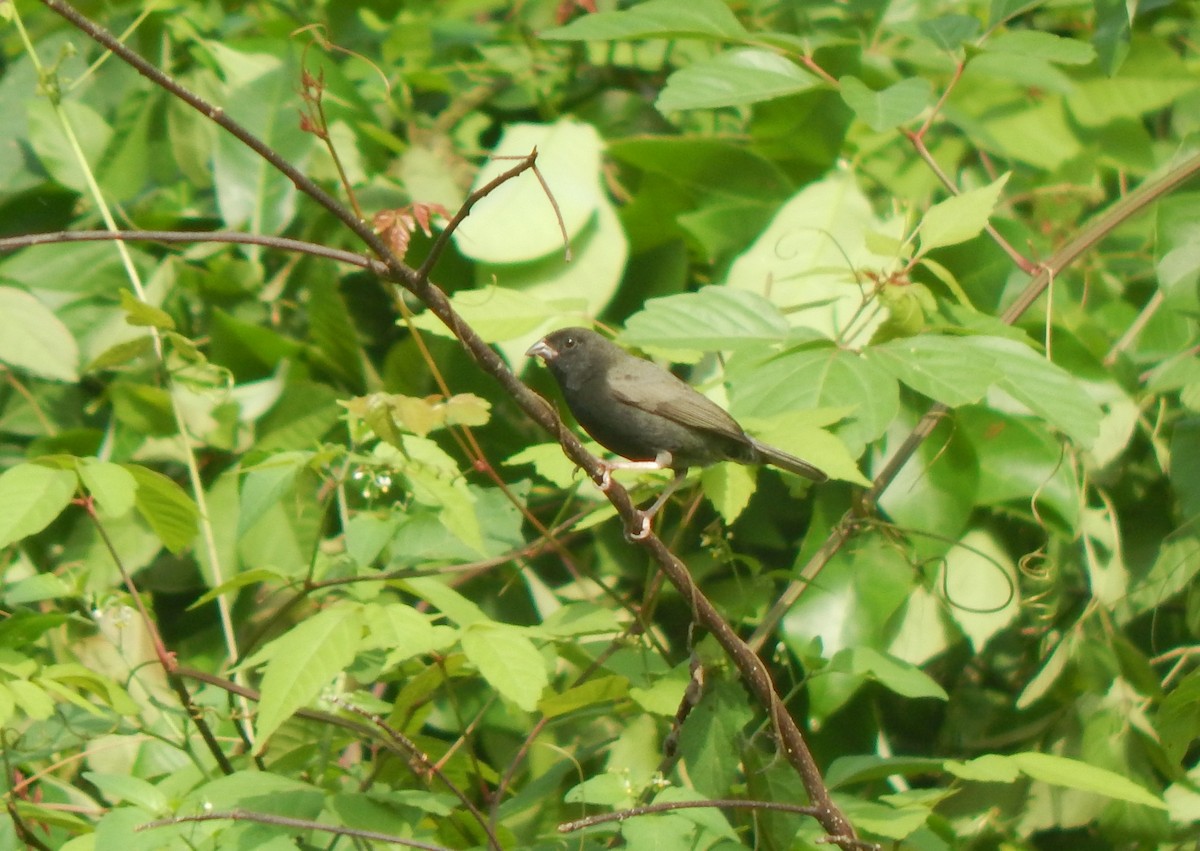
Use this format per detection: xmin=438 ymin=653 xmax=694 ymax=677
xmin=626 ymin=511 xmax=652 ymax=541
xmin=597 ymin=465 xmax=614 ymax=492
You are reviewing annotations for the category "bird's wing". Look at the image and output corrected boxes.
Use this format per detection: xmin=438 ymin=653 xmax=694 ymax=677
xmin=606 ymin=359 xmax=746 ymax=439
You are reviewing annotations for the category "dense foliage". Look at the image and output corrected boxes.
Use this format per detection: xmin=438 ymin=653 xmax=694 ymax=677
xmin=2 ymin=0 xmax=1199 ymax=848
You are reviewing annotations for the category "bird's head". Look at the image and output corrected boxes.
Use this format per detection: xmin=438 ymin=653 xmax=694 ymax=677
xmin=526 ymin=327 xmax=605 ymax=366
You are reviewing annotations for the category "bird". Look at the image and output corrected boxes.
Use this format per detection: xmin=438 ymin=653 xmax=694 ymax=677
xmin=526 ymin=327 xmax=826 ymax=536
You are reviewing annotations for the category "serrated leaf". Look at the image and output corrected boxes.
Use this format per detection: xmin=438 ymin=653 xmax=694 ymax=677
xmin=83 ymin=772 xmax=168 ymax=815
xmin=700 ymin=464 xmax=754 ymax=524
xmin=403 ymin=576 xmax=488 ymax=626
xmin=409 ymin=285 xmax=563 ymax=343
xmin=919 ymin=173 xmax=1010 ymax=253
xmin=944 ymin=753 xmax=1021 ymax=782
xmin=867 ymin=335 xmax=1003 ymax=406
xmin=0 ymin=287 xmax=79 ymax=382
xmin=254 ymin=605 xmax=363 ymax=749
xmin=118 ymin=290 xmax=175 ymax=330
xmin=658 ymin=49 xmax=818 ymax=111
xmin=361 ymin=603 xmax=444 ymax=669
xmin=539 ymin=676 xmax=629 ymax=719
xmin=1012 ymin=752 xmax=1166 ymax=809
xmin=0 ymin=464 xmax=78 ymax=549
xmin=461 ymin=622 xmax=548 ymax=711
xmin=974 ymin=337 xmax=1102 ymax=447
xmin=77 ymin=459 xmax=137 ymax=518
xmin=839 ymin=76 xmax=932 ymax=131
xmin=911 ymin=14 xmax=981 ymax=50
xmin=541 ymin=0 xmax=747 ymax=41
xmin=727 ymin=345 xmax=899 ymax=456
xmin=189 ymin=568 xmax=288 ymax=610
xmin=830 ymin=646 xmax=948 ymax=700
xmin=505 ymin=442 xmax=590 ymax=489
xmin=122 ymin=464 xmax=199 ymax=553
xmin=621 ymin=286 xmax=791 ymax=353
xmin=984 ymin=30 xmax=1096 ymax=65
xmin=85 ymin=335 xmax=156 ymax=373
xmin=238 ymin=451 xmax=307 ymax=534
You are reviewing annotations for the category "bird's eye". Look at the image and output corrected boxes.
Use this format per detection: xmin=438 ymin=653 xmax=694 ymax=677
xmin=563 ymin=336 xmax=576 ymax=348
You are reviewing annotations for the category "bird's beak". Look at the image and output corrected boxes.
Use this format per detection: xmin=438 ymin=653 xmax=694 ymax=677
xmin=525 ymin=339 xmax=555 ymax=361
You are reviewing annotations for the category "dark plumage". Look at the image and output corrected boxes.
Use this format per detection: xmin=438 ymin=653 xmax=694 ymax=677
xmin=526 ymin=327 xmax=826 ymax=531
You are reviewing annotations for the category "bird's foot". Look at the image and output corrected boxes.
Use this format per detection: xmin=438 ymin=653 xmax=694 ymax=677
xmin=626 ymin=511 xmax=653 ymax=541
xmin=596 ymin=464 xmax=614 ymax=492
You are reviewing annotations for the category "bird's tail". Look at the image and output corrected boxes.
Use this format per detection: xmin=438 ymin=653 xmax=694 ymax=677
xmin=747 ymin=437 xmax=828 ymax=482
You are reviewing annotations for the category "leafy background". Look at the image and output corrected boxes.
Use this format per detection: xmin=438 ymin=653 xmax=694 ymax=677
xmin=1 ymin=0 xmax=1200 ymax=849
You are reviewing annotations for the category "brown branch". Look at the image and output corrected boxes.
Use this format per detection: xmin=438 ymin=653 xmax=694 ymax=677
xmin=558 ymin=797 xmax=824 ymax=833
xmin=138 ymin=809 xmax=452 ymax=849
xmin=83 ymin=498 xmax=236 ymax=776
xmin=0 ymin=229 xmax=385 ymax=272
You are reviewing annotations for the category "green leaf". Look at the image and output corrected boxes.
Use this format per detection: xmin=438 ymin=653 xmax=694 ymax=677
xmin=918 ymin=173 xmax=1010 ymax=253
xmin=539 ymin=676 xmax=629 ymax=719
xmin=944 ymin=753 xmax=1021 ymax=782
xmin=0 ymin=287 xmax=80 ymax=382
xmin=1158 ymin=669 xmax=1200 ymax=765
xmin=1012 ymin=752 xmax=1166 ymax=809
xmin=958 ymin=407 xmax=1081 ymax=529
xmin=455 ymin=120 xmax=607 ymax=263
xmin=238 ymin=451 xmax=308 ymax=534
xmin=188 ymin=568 xmax=288 ymax=610
xmin=83 ymin=772 xmax=168 ymax=815
xmin=77 ymin=459 xmax=137 ymax=519
xmin=1091 ymin=0 xmax=1131 ymax=75
xmin=402 ymin=458 xmax=484 ymax=554
xmin=461 ymin=622 xmax=548 ymax=712
xmin=867 ymin=334 xmax=1003 ymax=406
xmin=727 ymin=345 xmax=899 ymax=456
xmin=403 ymin=576 xmax=488 ymax=627
xmin=725 ymin=171 xmax=898 ymax=346
xmin=911 ymin=14 xmax=981 ymax=50
xmin=122 ymin=464 xmax=200 ymax=554
xmin=838 ymin=796 xmax=933 ymax=840
xmin=621 ymin=286 xmax=791 ymax=354
xmin=839 ymin=76 xmax=932 ymax=131
xmin=826 ymin=755 xmax=949 ymax=789
xmin=210 ymin=46 xmax=309 ymax=234
xmin=1067 ymin=35 xmax=1198 ymax=127
xmin=678 ymin=680 xmax=755 ymax=798
xmin=361 ymin=603 xmax=444 ymax=669
xmin=658 ymin=49 xmax=819 ymax=111
xmin=253 ymin=604 xmax=363 ymax=748
xmin=972 ymin=337 xmax=1102 ymax=448
xmin=541 ymin=0 xmax=747 ymax=41
xmin=984 ymin=30 xmax=1096 ymax=65
xmin=700 ymin=463 xmax=755 ymax=524
xmin=830 ymin=646 xmax=948 ymax=700
xmin=25 ymin=99 xmax=114 ymax=193
xmin=0 ymin=463 xmax=78 ymax=549
xmin=939 ymin=529 xmax=1018 ymax=652
xmin=118 ymin=290 xmax=175 ymax=331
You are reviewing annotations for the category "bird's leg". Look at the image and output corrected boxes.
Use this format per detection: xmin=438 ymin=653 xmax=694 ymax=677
xmin=596 ymin=451 xmax=673 ymax=492
xmin=629 ymin=468 xmax=687 ymax=540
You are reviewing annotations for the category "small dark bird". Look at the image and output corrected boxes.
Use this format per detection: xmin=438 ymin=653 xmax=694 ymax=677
xmin=527 ymin=327 xmax=826 ymax=535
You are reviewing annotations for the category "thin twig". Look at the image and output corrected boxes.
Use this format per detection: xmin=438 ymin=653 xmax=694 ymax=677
xmin=0 ymin=229 xmax=386 ymax=272
xmin=559 ymin=797 xmax=823 ymax=832
xmin=137 ymin=809 xmax=451 ymax=849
